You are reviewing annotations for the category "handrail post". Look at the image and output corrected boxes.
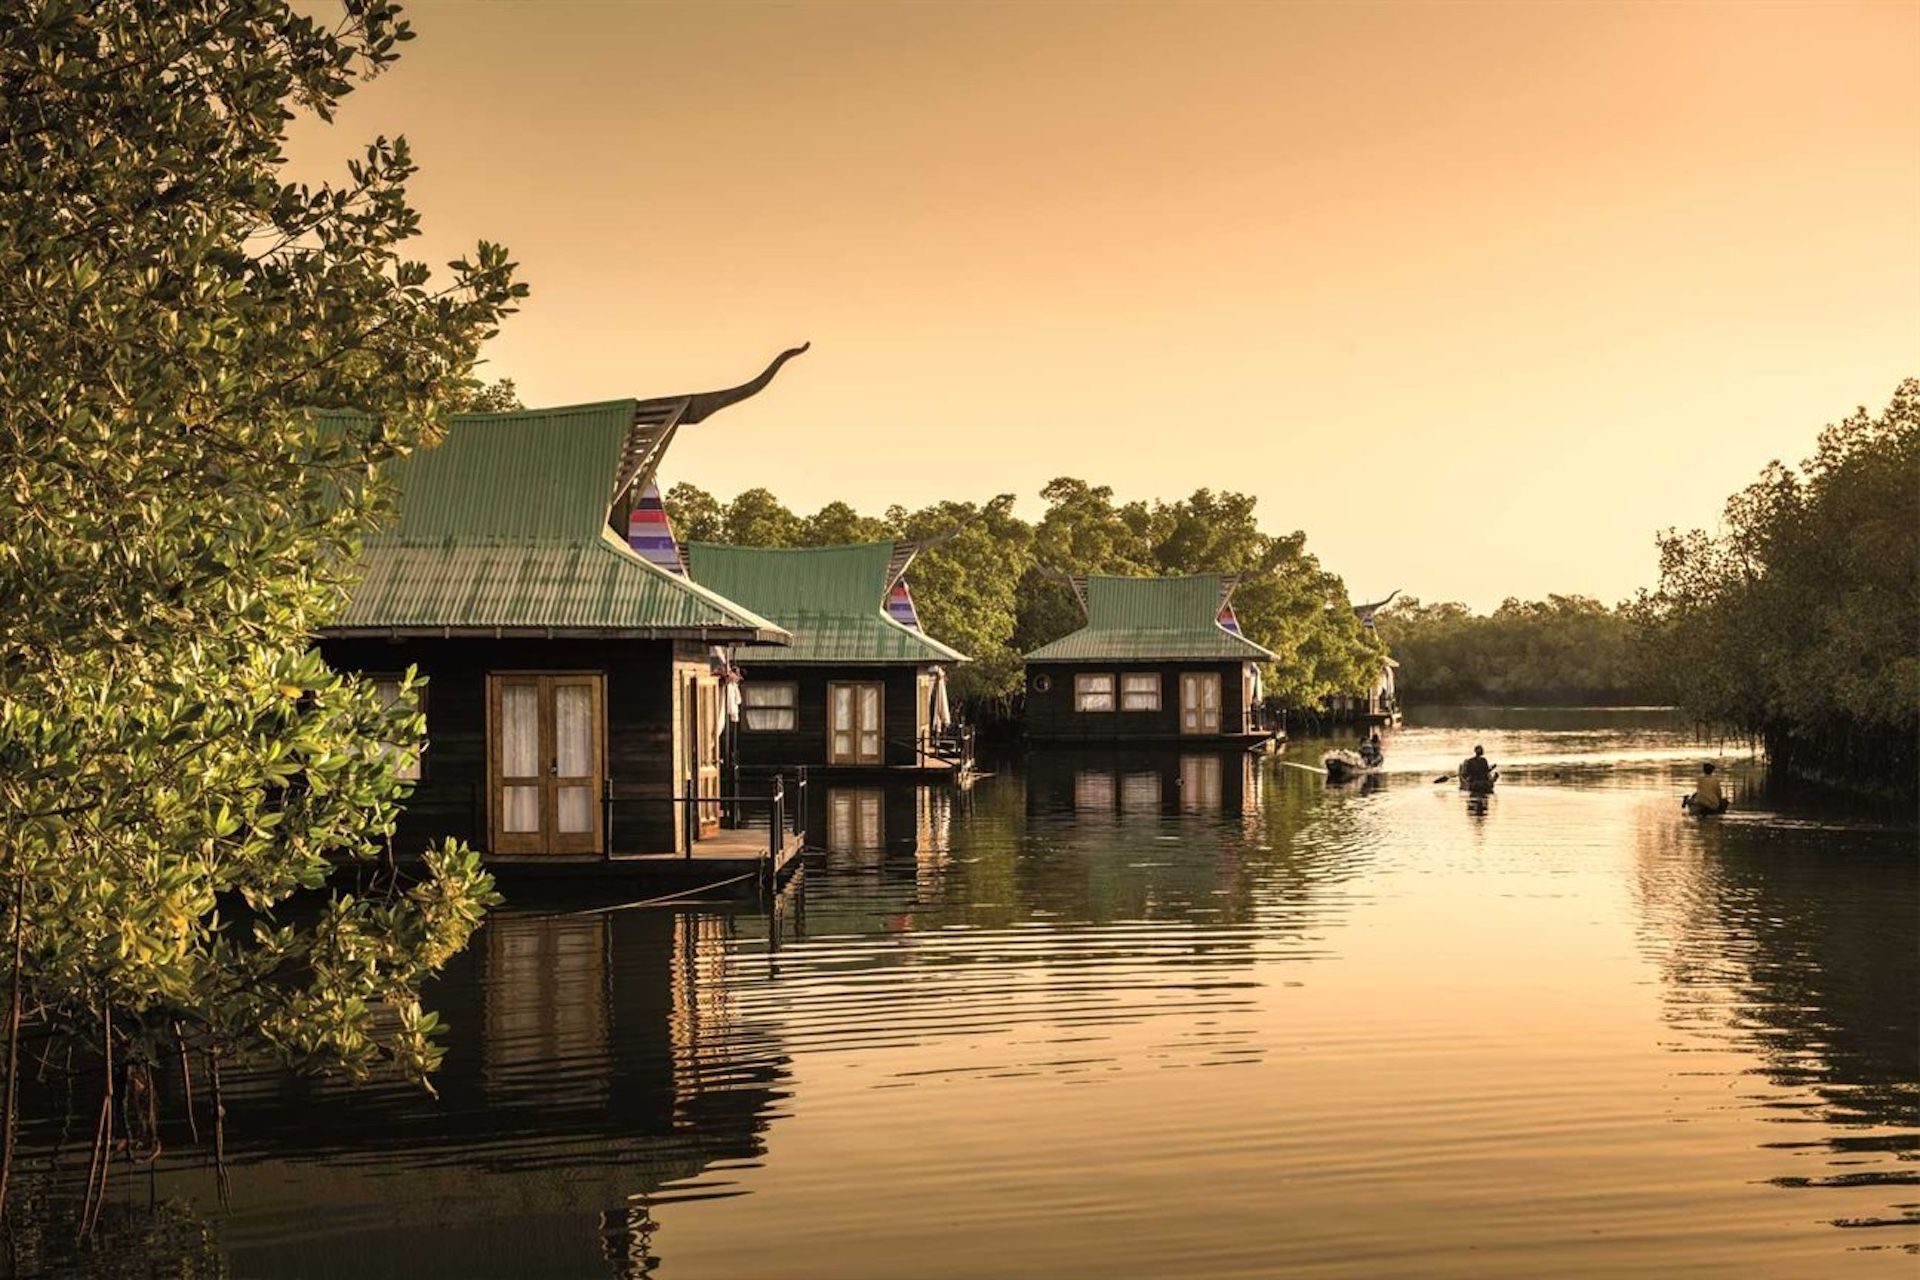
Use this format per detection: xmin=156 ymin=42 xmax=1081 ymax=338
xmin=683 ymin=776 xmax=695 ymax=859
xmin=768 ymin=774 xmax=785 ymax=886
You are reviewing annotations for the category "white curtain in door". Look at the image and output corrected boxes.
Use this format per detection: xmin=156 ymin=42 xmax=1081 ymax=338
xmin=859 ymin=684 xmax=881 ymax=761
xmin=500 ymin=684 xmax=541 ymax=833
xmin=831 ymin=685 xmax=854 ymax=761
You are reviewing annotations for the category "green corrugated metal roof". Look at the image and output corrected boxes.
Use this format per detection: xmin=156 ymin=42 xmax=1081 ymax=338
xmin=1023 ymin=573 xmax=1276 ymax=662
xmin=683 ymin=542 xmax=967 ymax=665
xmin=324 ymin=404 xmax=788 ymax=641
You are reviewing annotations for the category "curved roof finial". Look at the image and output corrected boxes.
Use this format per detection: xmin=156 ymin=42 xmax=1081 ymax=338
xmin=680 ymin=343 xmax=810 ymax=424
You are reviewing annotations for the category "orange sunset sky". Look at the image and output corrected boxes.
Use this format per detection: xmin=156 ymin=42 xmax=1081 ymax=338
xmin=288 ymin=1 xmax=1920 ymax=610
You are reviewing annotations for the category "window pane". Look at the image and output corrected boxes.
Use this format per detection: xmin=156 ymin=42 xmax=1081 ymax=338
xmin=1076 ymin=674 xmax=1116 ymax=712
xmin=744 ymin=708 xmax=796 ymax=732
xmin=858 ymin=685 xmax=880 ymax=729
xmin=554 ymin=685 xmax=593 ymax=778
xmin=555 ymin=785 xmax=593 ymax=834
xmin=744 ymin=683 xmax=795 ymax=709
xmin=500 ymin=684 xmax=539 ymax=778
xmin=831 ymin=687 xmax=853 ymax=731
xmin=1121 ymin=673 xmax=1160 ymax=711
xmin=502 ymin=784 xmax=541 ymax=833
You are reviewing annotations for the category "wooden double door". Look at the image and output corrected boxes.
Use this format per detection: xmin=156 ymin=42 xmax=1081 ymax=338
xmin=1179 ymin=671 xmax=1222 ymax=735
xmin=489 ymin=673 xmax=605 ymax=855
xmin=828 ymin=681 xmax=884 ymax=765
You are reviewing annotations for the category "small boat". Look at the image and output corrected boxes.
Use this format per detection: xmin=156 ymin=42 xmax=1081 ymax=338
xmin=1681 ymin=795 xmax=1729 ymax=816
xmin=1322 ymin=749 xmax=1381 ymax=782
xmin=1459 ymin=770 xmax=1498 ymax=796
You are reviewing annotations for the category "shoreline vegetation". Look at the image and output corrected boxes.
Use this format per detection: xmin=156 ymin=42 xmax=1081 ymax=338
xmin=1374 ymin=595 xmax=1662 ymax=707
xmin=1375 ymin=381 xmax=1917 ymax=800
xmin=1637 ymin=380 xmax=1919 ymax=802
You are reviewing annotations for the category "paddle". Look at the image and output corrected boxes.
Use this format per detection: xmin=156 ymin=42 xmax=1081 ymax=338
xmin=1280 ymin=760 xmax=1330 ymax=776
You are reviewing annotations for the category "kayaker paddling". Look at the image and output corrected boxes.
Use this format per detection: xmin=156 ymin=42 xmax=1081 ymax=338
xmin=1683 ymin=762 xmax=1729 ymax=815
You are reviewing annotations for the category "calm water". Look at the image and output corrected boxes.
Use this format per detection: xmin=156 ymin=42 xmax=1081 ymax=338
xmin=30 ymin=710 xmax=1920 ymax=1278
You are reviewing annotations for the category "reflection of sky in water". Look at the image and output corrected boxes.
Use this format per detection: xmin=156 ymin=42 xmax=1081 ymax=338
xmin=55 ymin=710 xmax=1916 ymax=1280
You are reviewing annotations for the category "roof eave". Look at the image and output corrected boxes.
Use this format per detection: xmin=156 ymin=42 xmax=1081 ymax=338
xmin=321 ymin=624 xmax=792 ymax=644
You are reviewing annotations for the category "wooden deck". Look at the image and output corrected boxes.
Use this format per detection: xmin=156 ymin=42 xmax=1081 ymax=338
xmin=477 ymin=826 xmax=806 ymax=892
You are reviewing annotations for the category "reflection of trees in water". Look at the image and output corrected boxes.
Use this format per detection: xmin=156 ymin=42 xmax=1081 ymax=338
xmin=2 ymin=1182 xmax=227 ymax=1279
xmin=1631 ymin=812 xmax=1919 ymax=1214
xmin=26 ymin=907 xmax=792 ymax=1278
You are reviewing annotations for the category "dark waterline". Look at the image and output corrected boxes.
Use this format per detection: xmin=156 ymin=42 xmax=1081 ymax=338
xmin=16 ymin=709 xmax=1918 ymax=1278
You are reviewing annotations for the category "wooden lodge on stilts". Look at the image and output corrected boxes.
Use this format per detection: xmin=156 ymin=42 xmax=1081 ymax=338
xmin=1325 ymin=590 xmax=1402 ymax=728
xmin=681 ymin=540 xmax=975 ymax=780
xmin=318 ymin=348 xmax=812 ymax=887
xmin=1022 ymin=574 xmax=1280 ymax=748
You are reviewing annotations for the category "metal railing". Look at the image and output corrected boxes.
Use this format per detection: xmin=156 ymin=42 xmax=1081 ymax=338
xmin=602 ymin=771 xmax=807 ymax=870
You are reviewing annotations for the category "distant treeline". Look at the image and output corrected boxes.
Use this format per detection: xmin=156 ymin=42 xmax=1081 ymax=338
xmin=1373 ymin=595 xmax=1665 ymax=706
xmin=661 ymin=477 xmax=1386 ymax=711
xmin=1637 ymin=379 xmax=1919 ymax=797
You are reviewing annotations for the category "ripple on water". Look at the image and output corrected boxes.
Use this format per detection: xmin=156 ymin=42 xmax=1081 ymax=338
xmin=27 ymin=712 xmax=1915 ymax=1280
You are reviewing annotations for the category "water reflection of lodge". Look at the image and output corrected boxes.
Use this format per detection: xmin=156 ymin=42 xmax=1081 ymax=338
xmin=808 ymin=781 xmax=956 ymax=861
xmin=196 ymin=908 xmax=787 ymax=1276
xmin=1025 ymin=746 xmax=1264 ymax=819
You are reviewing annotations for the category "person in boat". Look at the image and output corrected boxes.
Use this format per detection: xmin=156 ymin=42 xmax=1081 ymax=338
xmin=1685 ymin=762 xmax=1728 ymax=813
xmin=1358 ymin=732 xmax=1383 ymax=768
xmin=1459 ymin=745 xmax=1494 ymax=787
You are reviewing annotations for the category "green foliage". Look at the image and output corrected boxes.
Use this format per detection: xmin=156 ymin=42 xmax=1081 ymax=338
xmin=890 ymin=496 xmax=1033 ymax=702
xmin=450 ymin=376 xmax=524 ymax=413
xmin=663 ymin=481 xmax=726 ymax=542
xmin=1375 ymin=595 xmax=1660 ymax=705
xmin=660 ymin=477 xmax=1376 ymax=708
xmin=1638 ymin=380 xmax=1919 ymax=792
xmin=0 ymin=0 xmax=517 ymax=1210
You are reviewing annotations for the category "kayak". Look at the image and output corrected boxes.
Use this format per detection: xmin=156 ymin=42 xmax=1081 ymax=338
xmin=1460 ymin=771 xmax=1498 ymax=795
xmin=1322 ymin=750 xmax=1381 ymax=782
xmin=1682 ymin=795 xmax=1729 ymax=816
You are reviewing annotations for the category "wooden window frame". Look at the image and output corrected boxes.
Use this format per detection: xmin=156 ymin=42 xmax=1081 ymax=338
xmin=827 ymin=680 xmax=885 ymax=765
xmin=1074 ymin=672 xmax=1117 ymax=713
xmin=741 ymin=681 xmax=798 ymax=732
xmin=486 ymin=671 xmax=606 ymax=856
xmin=1119 ymin=672 xmax=1161 ymax=712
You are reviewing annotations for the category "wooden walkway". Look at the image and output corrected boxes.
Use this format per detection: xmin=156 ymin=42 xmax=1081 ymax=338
xmin=480 ymin=827 xmax=806 ymax=893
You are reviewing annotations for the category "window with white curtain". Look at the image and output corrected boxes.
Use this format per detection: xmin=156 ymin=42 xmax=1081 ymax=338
xmin=742 ymin=682 xmax=797 ymax=731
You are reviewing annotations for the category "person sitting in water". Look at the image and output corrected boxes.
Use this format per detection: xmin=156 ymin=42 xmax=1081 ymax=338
xmin=1459 ymin=745 xmax=1493 ymax=786
xmin=1358 ymin=733 xmax=1383 ymax=768
xmin=1686 ymin=762 xmax=1728 ymax=813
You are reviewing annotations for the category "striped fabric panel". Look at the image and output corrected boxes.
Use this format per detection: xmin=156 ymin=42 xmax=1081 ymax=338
xmin=886 ymin=578 xmax=922 ymax=630
xmin=626 ymin=482 xmax=685 ymax=576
